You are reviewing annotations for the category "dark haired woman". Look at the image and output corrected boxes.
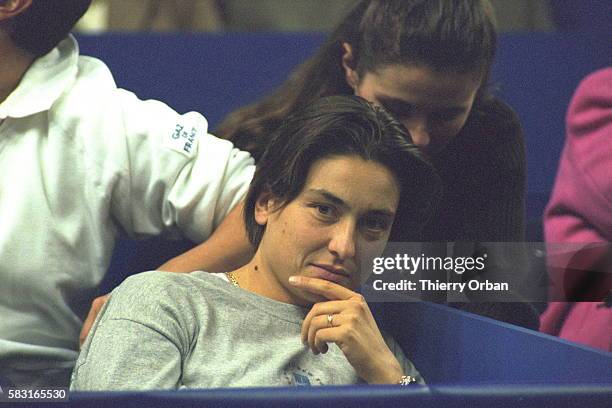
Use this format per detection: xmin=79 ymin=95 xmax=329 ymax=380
xmin=72 ymin=96 xmax=437 ymax=390
xmin=160 ymin=0 xmax=538 ymax=328
xmin=219 ymin=0 xmax=523 ymax=242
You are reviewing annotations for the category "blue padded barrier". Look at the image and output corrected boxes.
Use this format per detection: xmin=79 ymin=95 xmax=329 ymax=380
xmin=64 ymin=301 xmax=611 ymax=405
xmin=67 ymin=384 xmax=612 ymax=408
xmin=375 ymin=301 xmax=611 ymax=384
xmin=64 ymin=301 xmax=611 ymax=406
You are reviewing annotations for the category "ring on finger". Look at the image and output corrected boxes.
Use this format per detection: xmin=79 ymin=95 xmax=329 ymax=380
xmin=327 ymin=314 xmax=335 ymax=328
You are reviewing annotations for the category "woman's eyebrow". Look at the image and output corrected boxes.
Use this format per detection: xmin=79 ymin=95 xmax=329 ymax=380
xmin=376 ymin=95 xmax=415 ymax=112
xmin=376 ymin=94 xmax=468 ymax=115
xmin=367 ymin=209 xmax=396 ymax=219
xmin=307 ymin=189 xmax=396 ymax=216
xmin=306 ymin=189 xmax=346 ymax=207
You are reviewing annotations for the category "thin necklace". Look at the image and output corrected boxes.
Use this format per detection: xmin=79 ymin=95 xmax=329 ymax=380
xmin=225 ymin=271 xmax=239 ymax=287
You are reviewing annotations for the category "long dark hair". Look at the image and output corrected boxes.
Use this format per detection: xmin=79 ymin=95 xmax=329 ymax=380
xmin=216 ymin=0 xmax=497 ymax=160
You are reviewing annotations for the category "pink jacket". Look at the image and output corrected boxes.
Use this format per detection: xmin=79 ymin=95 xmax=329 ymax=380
xmin=540 ymin=68 xmax=612 ymax=352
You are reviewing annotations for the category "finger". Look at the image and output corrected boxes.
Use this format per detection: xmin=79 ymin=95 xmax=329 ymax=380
xmin=289 ymin=276 xmax=358 ymax=301
xmin=301 ymin=300 xmax=349 ymax=343
xmin=308 ymin=313 xmax=344 ymax=354
xmin=79 ymin=294 xmax=109 ymax=348
xmin=315 ymin=338 xmax=329 ymax=354
xmin=313 ymin=327 xmax=342 ymax=354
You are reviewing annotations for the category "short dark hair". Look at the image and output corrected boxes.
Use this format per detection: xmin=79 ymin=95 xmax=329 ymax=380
xmin=2 ymin=0 xmax=92 ymax=57
xmin=244 ymin=95 xmax=442 ymax=247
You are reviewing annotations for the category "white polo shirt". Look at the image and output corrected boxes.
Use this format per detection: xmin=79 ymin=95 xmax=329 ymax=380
xmin=0 ymin=35 xmax=254 ymax=387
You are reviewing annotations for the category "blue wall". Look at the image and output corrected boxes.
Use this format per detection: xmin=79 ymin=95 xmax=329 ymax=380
xmin=76 ymin=32 xmax=611 ymax=218
xmin=73 ymin=33 xmax=610 ymax=285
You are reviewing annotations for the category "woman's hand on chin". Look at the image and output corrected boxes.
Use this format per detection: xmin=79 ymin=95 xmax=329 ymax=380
xmin=289 ymin=276 xmax=404 ymax=384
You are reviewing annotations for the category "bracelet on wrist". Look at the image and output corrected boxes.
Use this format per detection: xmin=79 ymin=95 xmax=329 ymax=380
xmin=398 ymin=375 xmax=418 ymax=386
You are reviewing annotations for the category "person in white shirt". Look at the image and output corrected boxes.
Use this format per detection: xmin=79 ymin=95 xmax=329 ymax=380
xmin=0 ymin=0 xmax=254 ymax=388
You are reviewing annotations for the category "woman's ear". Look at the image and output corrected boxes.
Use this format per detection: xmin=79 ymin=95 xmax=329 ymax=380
xmin=254 ymin=191 xmax=277 ymax=226
xmin=0 ymin=0 xmax=32 ymax=23
xmin=341 ymin=42 xmax=360 ymax=92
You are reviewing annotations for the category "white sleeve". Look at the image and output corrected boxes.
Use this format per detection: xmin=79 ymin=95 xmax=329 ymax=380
xmin=106 ymin=89 xmax=254 ymax=242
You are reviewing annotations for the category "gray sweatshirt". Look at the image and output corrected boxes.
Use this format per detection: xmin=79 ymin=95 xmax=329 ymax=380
xmin=71 ymin=271 xmax=422 ymax=390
